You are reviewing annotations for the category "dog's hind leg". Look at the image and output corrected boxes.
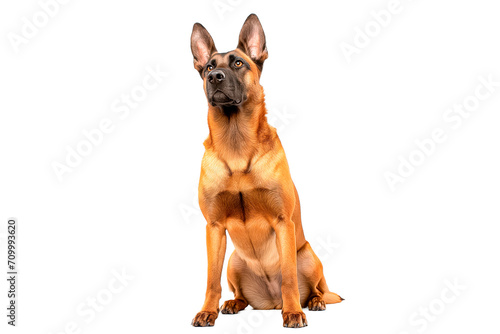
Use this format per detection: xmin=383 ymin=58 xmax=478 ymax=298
xmin=221 ymin=251 xmax=249 ymax=314
xmin=297 ymin=242 xmax=343 ymax=311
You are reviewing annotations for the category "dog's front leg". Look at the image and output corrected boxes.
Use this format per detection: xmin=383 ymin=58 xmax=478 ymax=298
xmin=274 ymin=215 xmax=308 ymax=328
xmin=191 ymin=222 xmax=227 ymax=327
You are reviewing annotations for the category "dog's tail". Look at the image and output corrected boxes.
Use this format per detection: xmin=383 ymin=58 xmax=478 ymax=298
xmin=319 ymin=276 xmax=344 ymax=304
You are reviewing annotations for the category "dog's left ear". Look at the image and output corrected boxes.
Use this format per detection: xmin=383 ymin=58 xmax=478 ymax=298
xmin=237 ymin=14 xmax=268 ymax=71
xmin=191 ymin=23 xmax=217 ymax=75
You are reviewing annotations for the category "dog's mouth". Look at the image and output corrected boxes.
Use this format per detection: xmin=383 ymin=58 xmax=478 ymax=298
xmin=210 ymin=90 xmax=241 ymax=106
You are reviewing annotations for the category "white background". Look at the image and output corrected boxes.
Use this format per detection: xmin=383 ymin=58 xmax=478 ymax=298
xmin=1 ymin=0 xmax=499 ymax=333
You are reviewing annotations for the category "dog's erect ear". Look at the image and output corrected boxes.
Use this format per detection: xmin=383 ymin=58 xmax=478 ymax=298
xmin=237 ymin=14 xmax=268 ymax=70
xmin=191 ymin=23 xmax=217 ymax=75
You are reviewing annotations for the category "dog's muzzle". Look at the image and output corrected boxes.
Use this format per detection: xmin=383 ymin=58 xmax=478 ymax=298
xmin=207 ymin=69 xmax=244 ymax=106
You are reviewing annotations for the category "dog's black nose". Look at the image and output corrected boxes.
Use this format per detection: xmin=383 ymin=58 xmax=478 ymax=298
xmin=208 ymin=70 xmax=225 ymax=84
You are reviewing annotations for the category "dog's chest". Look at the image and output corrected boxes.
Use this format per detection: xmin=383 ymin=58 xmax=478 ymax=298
xmin=207 ymin=185 xmax=282 ymax=223
xmin=219 ymin=157 xmax=262 ymax=193
xmin=200 ymin=150 xmax=284 ymax=222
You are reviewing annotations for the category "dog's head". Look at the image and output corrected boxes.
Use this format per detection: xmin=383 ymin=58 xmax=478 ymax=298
xmin=190 ymin=14 xmax=268 ymax=108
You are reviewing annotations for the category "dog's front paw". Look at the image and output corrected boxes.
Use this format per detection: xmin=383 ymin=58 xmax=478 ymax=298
xmin=191 ymin=311 xmax=218 ymax=327
xmin=282 ymin=311 xmax=307 ymax=328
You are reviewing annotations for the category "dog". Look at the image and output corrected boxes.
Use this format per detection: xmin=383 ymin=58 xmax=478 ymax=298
xmin=190 ymin=14 xmax=343 ymax=328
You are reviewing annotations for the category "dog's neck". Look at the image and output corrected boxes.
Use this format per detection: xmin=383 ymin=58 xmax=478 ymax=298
xmin=204 ymin=93 xmax=275 ymax=168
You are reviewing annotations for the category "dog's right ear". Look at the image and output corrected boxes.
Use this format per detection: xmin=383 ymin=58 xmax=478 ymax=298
xmin=191 ymin=23 xmax=217 ymax=76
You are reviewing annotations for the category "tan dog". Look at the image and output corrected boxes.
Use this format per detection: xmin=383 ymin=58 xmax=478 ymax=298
xmin=190 ymin=14 xmax=343 ymax=328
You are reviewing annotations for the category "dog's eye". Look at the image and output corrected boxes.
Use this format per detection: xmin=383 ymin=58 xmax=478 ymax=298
xmin=235 ymin=60 xmax=243 ymax=67
xmin=207 ymin=65 xmax=214 ymax=72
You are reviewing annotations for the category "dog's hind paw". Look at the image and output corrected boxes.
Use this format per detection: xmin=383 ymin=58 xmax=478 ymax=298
xmin=221 ymin=299 xmax=248 ymax=314
xmin=307 ymin=296 xmax=326 ymax=311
